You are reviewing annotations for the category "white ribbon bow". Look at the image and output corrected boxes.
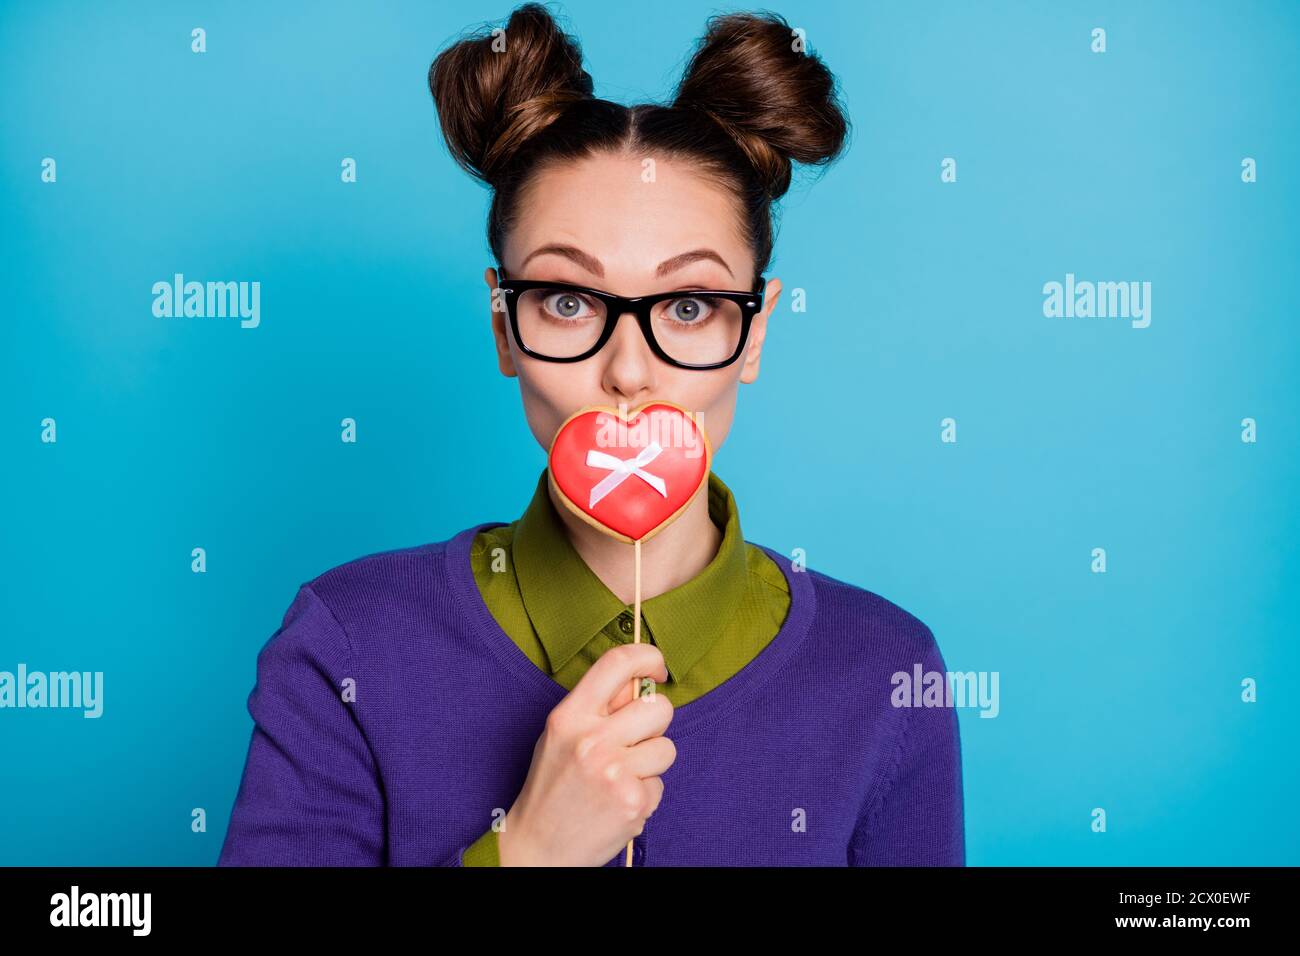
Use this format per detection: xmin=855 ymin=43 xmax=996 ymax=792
xmin=586 ymin=442 xmax=668 ymax=508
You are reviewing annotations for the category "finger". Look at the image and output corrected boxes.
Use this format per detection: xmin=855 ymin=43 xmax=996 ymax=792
xmin=565 ymin=642 xmax=668 ymax=717
xmin=621 ymin=735 xmax=676 ymax=779
xmin=602 ymin=688 xmax=673 ymax=747
xmin=639 ymin=776 xmax=665 ymax=819
xmin=606 ymin=672 xmax=661 ymax=714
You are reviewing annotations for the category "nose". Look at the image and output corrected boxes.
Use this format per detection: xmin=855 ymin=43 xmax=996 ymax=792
xmin=600 ymin=309 xmax=657 ymax=402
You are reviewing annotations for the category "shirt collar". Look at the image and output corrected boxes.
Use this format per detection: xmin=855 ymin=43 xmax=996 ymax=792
xmin=512 ymin=466 xmax=749 ymax=683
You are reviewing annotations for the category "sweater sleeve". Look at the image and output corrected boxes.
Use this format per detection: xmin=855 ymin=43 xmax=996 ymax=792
xmin=462 ymin=827 xmax=501 ymax=866
xmin=217 ymin=584 xmax=387 ymax=866
xmin=848 ymin=629 xmax=966 ymax=866
xmin=430 ymin=828 xmax=500 ymax=867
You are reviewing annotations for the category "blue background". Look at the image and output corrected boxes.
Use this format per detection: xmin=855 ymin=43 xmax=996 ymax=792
xmin=2 ymin=0 xmax=1297 ymax=865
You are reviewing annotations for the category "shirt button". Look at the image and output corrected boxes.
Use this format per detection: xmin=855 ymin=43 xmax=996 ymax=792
xmin=618 ymin=612 xmax=634 ymax=635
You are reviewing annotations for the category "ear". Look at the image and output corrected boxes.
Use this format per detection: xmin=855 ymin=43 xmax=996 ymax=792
xmin=485 ymin=266 xmax=518 ymax=378
xmin=738 ymin=277 xmax=781 ymax=384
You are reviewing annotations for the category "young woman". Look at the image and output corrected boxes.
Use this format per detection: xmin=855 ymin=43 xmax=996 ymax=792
xmin=218 ymin=3 xmax=964 ymax=867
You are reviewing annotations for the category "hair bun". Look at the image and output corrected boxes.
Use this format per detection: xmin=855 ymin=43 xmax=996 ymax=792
xmin=429 ymin=2 xmax=593 ymax=186
xmin=672 ymin=12 xmax=848 ymax=199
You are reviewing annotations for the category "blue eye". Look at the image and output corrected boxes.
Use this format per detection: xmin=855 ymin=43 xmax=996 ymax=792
xmin=665 ymin=296 xmax=718 ymax=324
xmin=541 ymin=290 xmax=598 ymax=321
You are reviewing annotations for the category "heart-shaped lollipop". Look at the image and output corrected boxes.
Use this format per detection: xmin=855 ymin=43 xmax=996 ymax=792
xmin=547 ymin=399 xmax=710 ymax=867
xmin=547 ymin=401 xmax=711 ymax=543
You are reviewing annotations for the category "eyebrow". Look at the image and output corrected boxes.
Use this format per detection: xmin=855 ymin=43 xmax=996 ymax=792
xmin=518 ymin=244 xmax=735 ymax=280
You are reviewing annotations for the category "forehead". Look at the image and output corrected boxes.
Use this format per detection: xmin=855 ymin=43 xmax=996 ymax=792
xmin=505 ymin=151 xmax=752 ymax=284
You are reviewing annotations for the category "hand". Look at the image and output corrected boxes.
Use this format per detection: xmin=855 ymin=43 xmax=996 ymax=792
xmin=497 ymin=642 xmax=675 ymax=866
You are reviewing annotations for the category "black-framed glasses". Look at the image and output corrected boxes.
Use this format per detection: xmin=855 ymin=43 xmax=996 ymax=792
xmin=494 ymin=265 xmax=765 ymax=370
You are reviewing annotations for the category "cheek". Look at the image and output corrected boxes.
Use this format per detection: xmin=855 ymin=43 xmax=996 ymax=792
xmin=666 ymin=368 xmax=740 ymax=451
xmin=513 ymin=359 xmax=598 ymax=448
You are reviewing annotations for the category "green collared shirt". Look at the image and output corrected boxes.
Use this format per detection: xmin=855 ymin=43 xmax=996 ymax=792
xmin=460 ymin=466 xmax=791 ymax=865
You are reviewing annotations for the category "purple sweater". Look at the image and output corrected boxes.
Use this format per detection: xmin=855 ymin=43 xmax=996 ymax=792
xmin=217 ymin=523 xmax=965 ymax=866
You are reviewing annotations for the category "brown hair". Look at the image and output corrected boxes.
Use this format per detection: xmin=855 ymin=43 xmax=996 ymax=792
xmin=428 ymin=2 xmax=849 ymax=287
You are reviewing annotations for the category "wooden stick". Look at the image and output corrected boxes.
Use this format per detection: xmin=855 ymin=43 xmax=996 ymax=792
xmin=625 ymin=536 xmax=642 ymax=867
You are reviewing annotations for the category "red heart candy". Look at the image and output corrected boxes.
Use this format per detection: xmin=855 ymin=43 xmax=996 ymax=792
xmin=548 ymin=401 xmax=712 ymax=543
